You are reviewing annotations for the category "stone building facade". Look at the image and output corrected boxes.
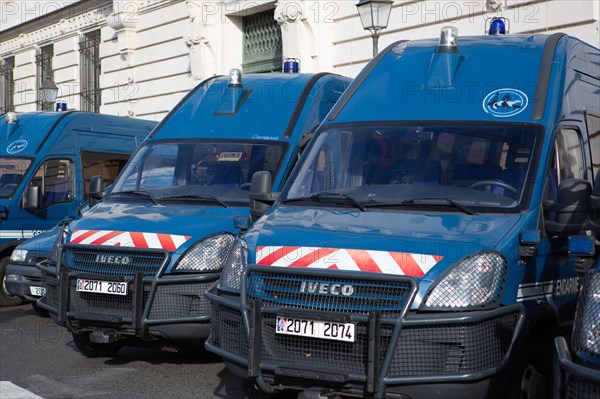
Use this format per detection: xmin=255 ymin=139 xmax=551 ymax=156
xmin=1 ymin=0 xmax=598 ymax=121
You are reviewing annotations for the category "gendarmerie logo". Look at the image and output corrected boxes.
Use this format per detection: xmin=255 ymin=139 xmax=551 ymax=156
xmin=300 ymin=281 xmax=354 ymax=296
xmin=95 ymin=255 xmax=131 ymax=265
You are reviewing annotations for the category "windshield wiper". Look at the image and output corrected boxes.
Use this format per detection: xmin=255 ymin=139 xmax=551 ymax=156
xmin=283 ymin=192 xmax=366 ymax=212
xmin=365 ymin=197 xmax=477 ymax=215
xmin=111 ymin=190 xmax=158 ymax=205
xmin=159 ymin=195 xmax=229 ymax=208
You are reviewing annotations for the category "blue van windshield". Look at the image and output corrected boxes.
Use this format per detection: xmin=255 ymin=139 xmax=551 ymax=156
xmin=110 ymin=140 xmax=287 ymax=205
xmin=0 ymin=157 xmax=32 ymax=199
xmin=283 ymin=123 xmax=543 ymax=213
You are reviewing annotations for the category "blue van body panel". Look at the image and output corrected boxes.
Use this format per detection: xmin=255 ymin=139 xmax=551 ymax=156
xmin=159 ymin=74 xmax=313 ymax=139
xmin=331 ymin=36 xmax=546 ymax=124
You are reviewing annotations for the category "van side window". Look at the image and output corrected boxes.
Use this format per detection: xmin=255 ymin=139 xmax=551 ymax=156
xmin=81 ymin=151 xmax=130 ymax=198
xmin=25 ymin=159 xmax=74 ymax=208
xmin=554 ymin=128 xmax=585 ymax=182
xmin=543 ymin=129 xmax=586 ymax=229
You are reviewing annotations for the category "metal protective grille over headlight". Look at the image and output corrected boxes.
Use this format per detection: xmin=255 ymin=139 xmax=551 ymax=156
xmin=218 ymin=238 xmax=248 ymax=292
xmin=422 ymin=251 xmax=507 ymax=310
xmin=573 ymin=268 xmax=600 ymax=356
xmin=174 ymin=234 xmax=236 ymax=272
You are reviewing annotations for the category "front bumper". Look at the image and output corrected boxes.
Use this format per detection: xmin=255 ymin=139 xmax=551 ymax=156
xmin=205 ymin=266 xmax=525 ymax=399
xmin=5 ymin=263 xmax=45 ymax=301
xmin=38 ymin=244 xmax=217 ymax=344
xmin=554 ymin=336 xmax=600 ymax=399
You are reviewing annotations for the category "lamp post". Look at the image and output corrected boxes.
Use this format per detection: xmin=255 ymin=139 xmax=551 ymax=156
xmin=356 ymin=0 xmax=393 ymax=57
xmin=40 ymin=79 xmax=58 ymax=109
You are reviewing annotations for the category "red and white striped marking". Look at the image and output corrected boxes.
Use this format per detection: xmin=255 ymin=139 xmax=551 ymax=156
xmin=70 ymin=230 xmax=191 ymax=251
xmin=256 ymin=246 xmax=443 ymax=277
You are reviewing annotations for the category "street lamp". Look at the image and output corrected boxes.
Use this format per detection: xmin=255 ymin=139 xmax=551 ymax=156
xmin=356 ymin=0 xmax=393 ymax=57
xmin=40 ymin=79 xmax=58 ymax=106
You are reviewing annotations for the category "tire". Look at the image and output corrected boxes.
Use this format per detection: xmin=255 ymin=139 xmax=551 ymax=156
xmin=72 ymin=332 xmax=122 ymax=358
xmin=0 ymin=257 xmax=26 ymax=307
xmin=503 ymin=327 xmax=555 ymax=399
xmin=31 ymin=301 xmax=50 ymax=317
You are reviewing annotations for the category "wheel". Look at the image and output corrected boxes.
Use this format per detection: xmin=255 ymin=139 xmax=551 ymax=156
xmin=0 ymin=257 xmax=26 ymax=307
xmin=72 ymin=332 xmax=122 ymax=358
xmin=31 ymin=301 xmax=50 ymax=317
xmin=469 ymin=180 xmax=518 ymax=194
xmin=501 ymin=327 xmax=555 ymax=399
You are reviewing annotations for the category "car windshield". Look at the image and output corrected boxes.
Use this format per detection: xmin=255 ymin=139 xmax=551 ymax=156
xmin=0 ymin=157 xmax=32 ymax=199
xmin=110 ymin=140 xmax=287 ymax=205
xmin=283 ymin=122 xmax=543 ymax=213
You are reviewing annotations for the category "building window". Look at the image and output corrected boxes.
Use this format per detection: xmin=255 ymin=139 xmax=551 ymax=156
xmin=0 ymin=56 xmax=15 ymax=113
xmin=36 ymin=44 xmax=54 ymax=110
xmin=79 ymin=30 xmax=101 ymax=113
xmin=242 ymin=9 xmax=282 ymax=73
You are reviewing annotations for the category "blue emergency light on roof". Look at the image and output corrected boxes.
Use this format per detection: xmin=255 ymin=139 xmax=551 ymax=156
xmin=486 ymin=17 xmax=509 ymax=35
xmin=283 ymin=58 xmax=300 ymax=73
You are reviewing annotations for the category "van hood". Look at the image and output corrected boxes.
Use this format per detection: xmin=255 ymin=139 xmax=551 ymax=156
xmin=67 ymin=201 xmax=249 ymax=252
xmin=246 ymin=207 xmax=521 ymax=281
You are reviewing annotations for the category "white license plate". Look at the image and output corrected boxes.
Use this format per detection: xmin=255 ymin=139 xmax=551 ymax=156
xmin=29 ymin=286 xmax=46 ymax=296
xmin=276 ymin=316 xmax=355 ymax=342
xmin=76 ymin=279 xmax=128 ymax=296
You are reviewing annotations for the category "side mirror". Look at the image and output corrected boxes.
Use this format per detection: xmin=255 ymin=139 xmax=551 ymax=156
xmin=89 ymin=175 xmax=105 ymax=206
xmin=249 ymin=171 xmax=278 ymax=223
xmin=23 ymin=185 xmax=41 ymax=210
xmin=544 ymin=178 xmax=591 ymax=235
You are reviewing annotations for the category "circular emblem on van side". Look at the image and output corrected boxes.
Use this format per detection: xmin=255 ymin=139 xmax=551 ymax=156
xmin=6 ymin=140 xmax=28 ymax=154
xmin=483 ymin=88 xmax=528 ymax=118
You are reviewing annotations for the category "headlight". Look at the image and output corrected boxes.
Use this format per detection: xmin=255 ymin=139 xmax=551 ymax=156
xmin=10 ymin=249 xmax=28 ymax=262
xmin=573 ymin=268 xmax=600 ymax=356
xmin=219 ymin=238 xmax=248 ymax=292
xmin=174 ymin=233 xmax=236 ymax=272
xmin=421 ymin=251 xmax=508 ymax=310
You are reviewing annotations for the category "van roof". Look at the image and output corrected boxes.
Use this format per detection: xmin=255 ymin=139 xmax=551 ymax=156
xmin=153 ymin=73 xmax=342 ymax=141
xmin=1 ymin=111 xmax=156 ymax=157
xmin=328 ymin=34 xmax=598 ymax=125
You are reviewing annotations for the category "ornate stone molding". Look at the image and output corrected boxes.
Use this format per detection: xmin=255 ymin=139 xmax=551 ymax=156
xmin=184 ymin=0 xmax=218 ymax=80
xmin=274 ymin=0 xmax=307 ymax=61
xmin=486 ymin=0 xmax=505 ymax=13
xmin=0 ymin=3 xmax=112 ymax=55
xmin=107 ymin=1 xmax=139 ymax=68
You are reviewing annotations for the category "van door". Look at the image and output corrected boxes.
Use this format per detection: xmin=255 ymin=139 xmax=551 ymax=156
xmin=21 ymin=158 xmax=75 ymax=235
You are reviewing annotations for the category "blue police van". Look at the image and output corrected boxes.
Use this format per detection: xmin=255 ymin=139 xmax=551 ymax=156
xmin=39 ymin=71 xmax=351 ymax=356
xmin=0 ymin=111 xmax=156 ymax=307
xmin=206 ymin=23 xmax=600 ymax=399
